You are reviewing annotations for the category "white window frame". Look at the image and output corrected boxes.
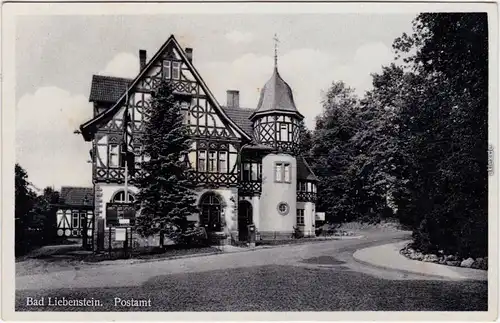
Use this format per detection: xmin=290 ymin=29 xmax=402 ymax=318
xmin=112 ymin=191 xmax=135 ymax=204
xmin=284 ymin=164 xmax=291 ymax=183
xmin=208 ymin=151 xmax=217 ymax=172
xmin=280 ymin=123 xmax=288 ymax=142
xmin=108 ymin=144 xmax=120 ymax=168
xmin=275 ymin=162 xmax=291 ymax=183
xmin=297 ymin=209 xmax=305 ymax=225
xmin=172 ymin=61 xmax=181 ymax=80
xmin=198 ymin=151 xmax=206 ymax=172
xmin=163 ymin=60 xmax=171 ymax=79
xmin=242 ymin=163 xmax=251 ymax=181
xmin=218 ymin=151 xmax=227 ymax=173
xmin=275 ymin=163 xmax=283 ymax=182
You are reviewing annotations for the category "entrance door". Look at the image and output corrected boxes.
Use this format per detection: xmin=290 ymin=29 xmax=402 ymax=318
xmin=238 ymin=200 xmax=253 ymax=242
xmin=200 ymin=193 xmax=222 ymax=232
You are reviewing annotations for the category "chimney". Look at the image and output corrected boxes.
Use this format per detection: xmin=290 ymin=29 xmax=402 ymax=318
xmin=226 ymin=90 xmax=240 ymax=109
xmin=139 ymin=49 xmax=147 ymax=70
xmin=185 ymin=48 xmax=193 ymax=63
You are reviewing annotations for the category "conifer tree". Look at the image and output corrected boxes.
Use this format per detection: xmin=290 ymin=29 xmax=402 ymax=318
xmin=135 ymin=80 xmax=199 ymax=246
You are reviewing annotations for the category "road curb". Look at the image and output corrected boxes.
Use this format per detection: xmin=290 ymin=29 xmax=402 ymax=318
xmin=94 ymin=236 xmax=366 ymax=266
xmin=352 ymin=241 xmax=487 ymax=281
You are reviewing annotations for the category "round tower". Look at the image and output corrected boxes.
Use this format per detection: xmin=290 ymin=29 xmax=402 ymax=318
xmin=250 ymin=45 xmax=304 ymax=238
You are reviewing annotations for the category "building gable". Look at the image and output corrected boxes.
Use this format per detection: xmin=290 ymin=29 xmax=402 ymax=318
xmin=80 ymin=35 xmax=252 ymax=142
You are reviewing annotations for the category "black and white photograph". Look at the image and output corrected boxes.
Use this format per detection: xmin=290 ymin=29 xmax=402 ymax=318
xmin=2 ymin=1 xmax=497 ymax=320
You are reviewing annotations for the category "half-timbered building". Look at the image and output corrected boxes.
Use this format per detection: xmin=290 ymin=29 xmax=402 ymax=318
xmin=79 ymin=35 xmax=318 ymax=245
xmin=55 ymin=186 xmax=94 ymax=249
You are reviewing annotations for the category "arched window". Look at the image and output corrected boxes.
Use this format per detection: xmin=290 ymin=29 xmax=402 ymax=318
xmin=112 ymin=190 xmax=135 ymax=203
xmin=199 ymin=192 xmax=222 ymax=232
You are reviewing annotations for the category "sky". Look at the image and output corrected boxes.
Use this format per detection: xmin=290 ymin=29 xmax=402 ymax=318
xmin=15 ymin=13 xmax=416 ymax=191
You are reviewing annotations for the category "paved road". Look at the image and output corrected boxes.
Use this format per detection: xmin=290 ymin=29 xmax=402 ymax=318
xmin=15 ymin=231 xmax=487 ymax=311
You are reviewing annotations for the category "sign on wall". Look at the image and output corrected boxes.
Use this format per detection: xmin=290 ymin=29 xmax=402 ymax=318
xmin=315 ymin=212 xmax=325 ymax=221
xmin=106 ymin=203 xmax=136 ymax=226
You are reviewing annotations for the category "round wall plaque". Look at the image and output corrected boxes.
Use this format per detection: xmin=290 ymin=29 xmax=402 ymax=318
xmin=277 ymin=202 xmax=290 ymax=215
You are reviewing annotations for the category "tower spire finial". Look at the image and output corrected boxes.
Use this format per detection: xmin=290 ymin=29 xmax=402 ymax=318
xmin=273 ymin=33 xmax=279 ymax=69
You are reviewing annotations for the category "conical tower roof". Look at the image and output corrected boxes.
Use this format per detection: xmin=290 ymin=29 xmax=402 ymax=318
xmin=254 ymin=67 xmax=299 ymax=115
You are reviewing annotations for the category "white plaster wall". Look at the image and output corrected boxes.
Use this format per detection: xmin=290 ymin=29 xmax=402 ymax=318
xmin=259 ymin=153 xmax=297 ymax=233
xmin=303 ymin=202 xmax=314 ymax=237
xmin=252 ymin=195 xmax=260 ymax=230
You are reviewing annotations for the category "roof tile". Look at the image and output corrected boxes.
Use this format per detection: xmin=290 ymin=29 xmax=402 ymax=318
xmin=297 ymin=156 xmax=318 ymax=181
xmin=89 ymin=75 xmax=133 ymax=103
xmin=221 ymin=106 xmax=254 ymax=137
xmin=60 ymin=187 xmax=94 ymax=206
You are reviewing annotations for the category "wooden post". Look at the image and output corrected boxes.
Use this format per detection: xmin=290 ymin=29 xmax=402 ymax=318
xmin=108 ymin=226 xmax=112 ymax=255
xmin=97 ymin=218 xmax=105 ymax=252
xmin=124 ymin=227 xmax=129 ymax=258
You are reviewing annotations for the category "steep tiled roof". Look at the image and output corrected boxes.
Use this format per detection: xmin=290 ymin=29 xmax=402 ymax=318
xmin=89 ymin=75 xmax=133 ymax=103
xmin=221 ymin=106 xmax=254 ymax=137
xmin=60 ymin=187 xmax=94 ymax=206
xmin=297 ymin=156 xmax=318 ymax=181
xmin=81 ymin=35 xmax=252 ymax=142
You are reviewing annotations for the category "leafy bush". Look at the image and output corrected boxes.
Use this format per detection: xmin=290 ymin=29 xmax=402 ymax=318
xmin=180 ymin=226 xmax=209 ymax=247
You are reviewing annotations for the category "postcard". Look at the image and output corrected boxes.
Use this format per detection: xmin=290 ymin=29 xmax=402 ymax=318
xmin=1 ymin=1 xmax=497 ymax=321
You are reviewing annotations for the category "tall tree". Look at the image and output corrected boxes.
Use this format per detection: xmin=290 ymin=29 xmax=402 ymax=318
xmin=391 ymin=13 xmax=488 ymax=257
xmin=135 ymin=81 xmax=199 ymax=246
xmin=38 ymin=187 xmax=60 ymax=244
xmin=297 ymin=120 xmax=313 ymax=159
xmin=15 ymin=164 xmax=36 ymax=255
xmin=310 ymin=81 xmax=361 ymax=223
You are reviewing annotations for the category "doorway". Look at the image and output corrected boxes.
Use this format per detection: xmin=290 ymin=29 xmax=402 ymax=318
xmin=238 ymin=200 xmax=253 ymax=242
xmin=199 ymin=192 xmax=222 ymax=232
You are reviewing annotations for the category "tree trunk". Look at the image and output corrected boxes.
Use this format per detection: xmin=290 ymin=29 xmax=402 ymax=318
xmin=159 ymin=229 xmax=165 ymax=248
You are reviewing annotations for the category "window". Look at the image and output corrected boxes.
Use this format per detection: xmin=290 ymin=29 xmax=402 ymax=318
xmin=198 ymin=151 xmax=206 ymax=172
xmin=275 ymin=163 xmax=283 ymax=182
xmin=172 ymin=62 xmax=181 ymax=79
xmin=275 ymin=162 xmax=291 ymax=183
xmin=208 ymin=151 xmax=216 ymax=172
xmin=108 ymin=144 xmax=119 ymax=167
xmin=251 ymin=163 xmax=258 ymax=181
xmin=181 ymin=101 xmax=189 ymax=124
xmin=259 ymin=164 xmax=263 ymax=180
xmin=297 ymin=209 xmax=305 ymax=225
xmin=284 ymin=164 xmax=291 ymax=182
xmin=218 ymin=152 xmax=227 ymax=173
xmin=163 ymin=60 xmax=171 ymax=79
xmin=242 ymin=163 xmax=251 ymax=181
xmin=72 ymin=211 xmax=79 ymax=228
xmin=280 ymin=123 xmax=289 ymax=142
xmin=312 ymin=184 xmax=317 ymax=193
xmin=112 ymin=191 xmax=135 ymax=203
